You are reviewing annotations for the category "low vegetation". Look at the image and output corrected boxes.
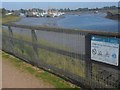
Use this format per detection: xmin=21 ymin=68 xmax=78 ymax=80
xmin=106 ymin=9 xmax=120 ymax=20
xmin=2 ymin=15 xmax=20 ymax=24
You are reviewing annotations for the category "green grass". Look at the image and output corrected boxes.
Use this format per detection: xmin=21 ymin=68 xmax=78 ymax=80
xmin=107 ymin=9 xmax=119 ymax=15
xmin=2 ymin=15 xmax=20 ymax=24
xmin=2 ymin=51 xmax=80 ymax=88
xmin=38 ymin=48 xmax=85 ymax=77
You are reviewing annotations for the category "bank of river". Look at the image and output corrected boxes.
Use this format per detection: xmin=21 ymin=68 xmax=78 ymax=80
xmin=2 ymin=15 xmax=20 ymax=24
xmin=15 ymin=13 xmax=119 ymax=32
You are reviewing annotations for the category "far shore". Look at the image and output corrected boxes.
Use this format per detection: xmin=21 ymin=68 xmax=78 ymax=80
xmin=2 ymin=15 xmax=21 ymax=24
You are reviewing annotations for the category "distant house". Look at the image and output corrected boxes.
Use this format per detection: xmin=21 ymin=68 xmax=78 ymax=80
xmin=94 ymin=11 xmax=98 ymax=14
xmin=26 ymin=12 xmax=33 ymax=17
xmin=26 ymin=11 xmax=39 ymax=17
xmin=25 ymin=9 xmax=65 ymax=18
xmin=20 ymin=13 xmax=25 ymax=17
xmin=13 ymin=10 xmax=20 ymax=16
xmin=47 ymin=9 xmax=65 ymax=17
xmin=5 ymin=12 xmax=13 ymax=16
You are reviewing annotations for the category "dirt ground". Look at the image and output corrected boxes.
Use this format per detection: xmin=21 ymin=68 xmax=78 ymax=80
xmin=2 ymin=58 xmax=54 ymax=88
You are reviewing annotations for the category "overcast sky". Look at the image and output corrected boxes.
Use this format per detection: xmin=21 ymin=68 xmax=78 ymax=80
xmin=2 ymin=2 xmax=119 ymax=10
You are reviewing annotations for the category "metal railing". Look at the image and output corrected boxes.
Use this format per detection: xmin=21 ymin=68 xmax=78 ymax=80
xmin=2 ymin=23 xmax=120 ymax=89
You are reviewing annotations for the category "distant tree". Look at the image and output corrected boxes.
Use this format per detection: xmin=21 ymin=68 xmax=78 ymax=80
xmin=95 ymin=7 xmax=99 ymax=10
xmin=20 ymin=9 xmax=26 ymax=13
xmin=59 ymin=9 xmax=64 ymax=12
xmin=2 ymin=8 xmax=7 ymax=15
xmin=63 ymin=8 xmax=71 ymax=12
xmin=77 ymin=8 xmax=82 ymax=11
xmin=38 ymin=9 xmax=44 ymax=12
xmin=67 ymin=8 xmax=70 ymax=12
xmin=110 ymin=6 xmax=117 ymax=9
xmin=83 ymin=8 xmax=89 ymax=11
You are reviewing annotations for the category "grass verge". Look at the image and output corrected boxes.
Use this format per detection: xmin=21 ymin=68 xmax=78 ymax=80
xmin=2 ymin=15 xmax=20 ymax=24
xmin=2 ymin=51 xmax=80 ymax=88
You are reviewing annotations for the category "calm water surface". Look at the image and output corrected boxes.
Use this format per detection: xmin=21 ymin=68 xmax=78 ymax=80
xmin=15 ymin=13 xmax=119 ymax=32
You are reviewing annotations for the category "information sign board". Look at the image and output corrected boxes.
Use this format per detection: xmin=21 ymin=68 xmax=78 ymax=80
xmin=91 ymin=36 xmax=119 ymax=66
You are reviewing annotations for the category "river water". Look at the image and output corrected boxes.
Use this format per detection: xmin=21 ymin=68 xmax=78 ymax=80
xmin=15 ymin=13 xmax=119 ymax=32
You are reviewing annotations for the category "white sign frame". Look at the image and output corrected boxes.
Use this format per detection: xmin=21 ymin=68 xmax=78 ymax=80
xmin=91 ymin=36 xmax=119 ymax=66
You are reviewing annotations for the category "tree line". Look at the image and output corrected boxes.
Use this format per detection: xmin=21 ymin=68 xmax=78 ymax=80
xmin=1 ymin=5 xmax=119 ymax=15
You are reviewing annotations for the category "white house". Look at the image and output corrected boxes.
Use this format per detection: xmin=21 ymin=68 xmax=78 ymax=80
xmin=5 ymin=12 xmax=13 ymax=16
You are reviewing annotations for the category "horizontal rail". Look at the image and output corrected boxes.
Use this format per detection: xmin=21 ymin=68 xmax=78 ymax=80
xmin=3 ymin=35 xmax=119 ymax=69
xmin=3 ymin=35 xmax=85 ymax=60
xmin=2 ymin=23 xmax=120 ymax=37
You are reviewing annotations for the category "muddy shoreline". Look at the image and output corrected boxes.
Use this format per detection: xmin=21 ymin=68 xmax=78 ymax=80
xmin=106 ymin=11 xmax=120 ymax=21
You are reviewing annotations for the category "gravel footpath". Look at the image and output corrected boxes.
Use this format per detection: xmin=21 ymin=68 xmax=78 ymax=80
xmin=2 ymin=58 xmax=54 ymax=88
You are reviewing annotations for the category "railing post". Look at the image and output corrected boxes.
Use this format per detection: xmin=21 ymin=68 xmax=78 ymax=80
xmin=31 ymin=29 xmax=39 ymax=64
xmin=8 ymin=26 xmax=14 ymax=54
xmin=118 ymin=40 xmax=120 ymax=89
xmin=118 ymin=27 xmax=120 ymax=89
xmin=85 ymin=34 xmax=92 ymax=85
xmin=1 ymin=27 xmax=4 ymax=50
